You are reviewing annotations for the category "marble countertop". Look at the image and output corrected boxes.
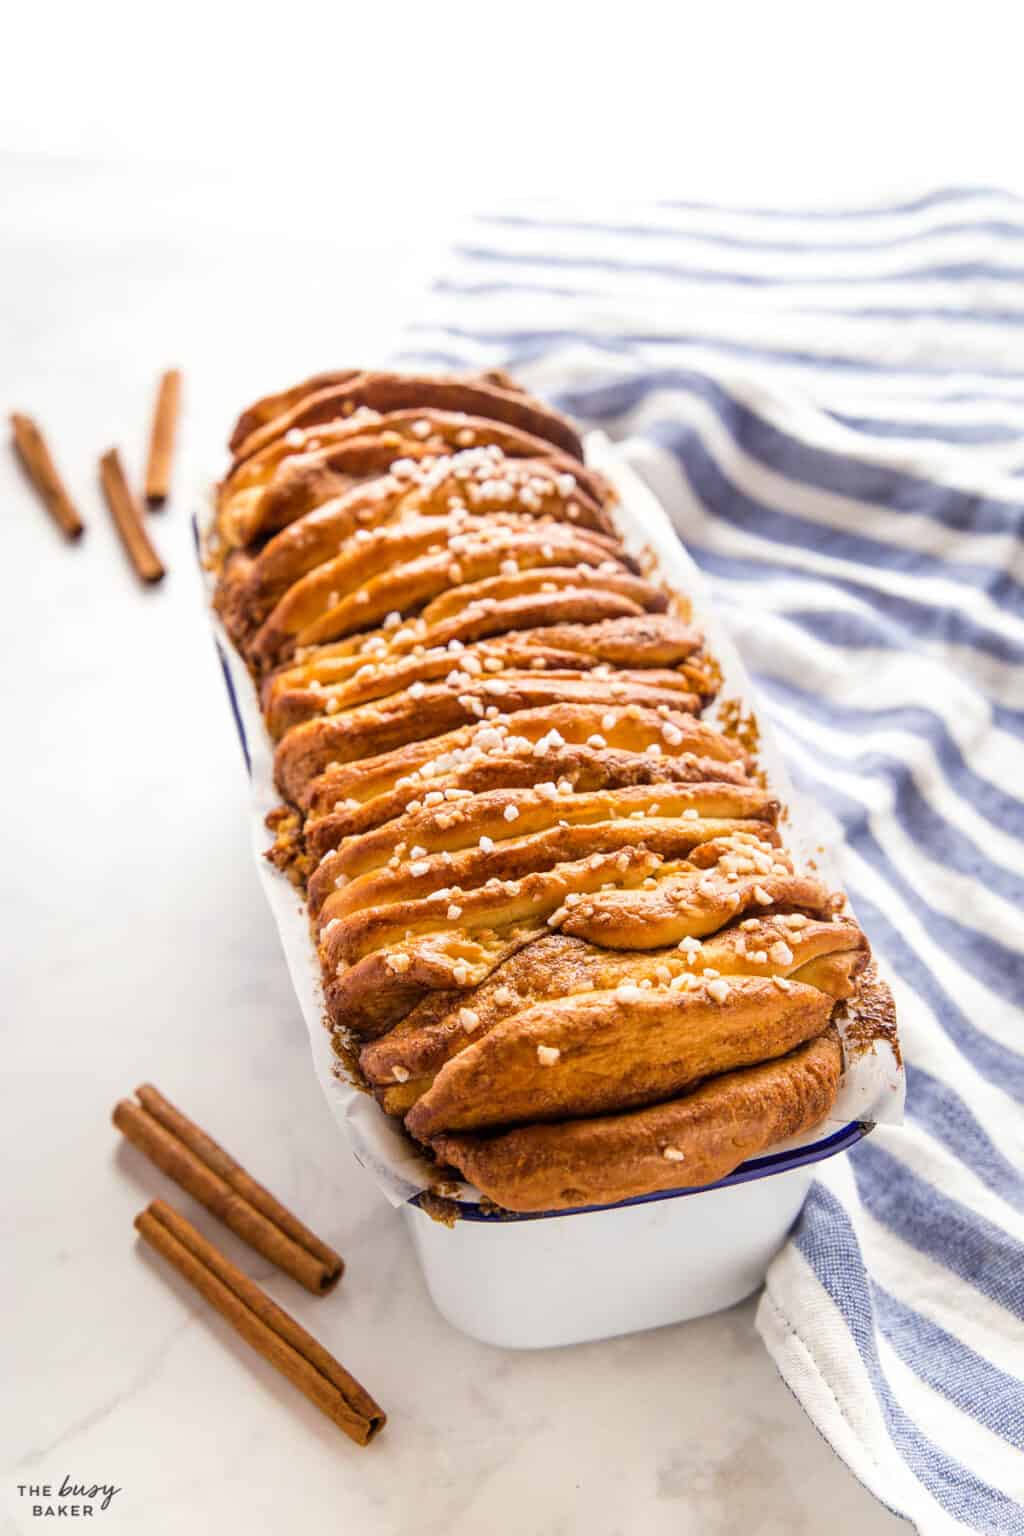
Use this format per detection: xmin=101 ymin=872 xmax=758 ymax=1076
xmin=2 ymin=156 xmax=906 ymax=1536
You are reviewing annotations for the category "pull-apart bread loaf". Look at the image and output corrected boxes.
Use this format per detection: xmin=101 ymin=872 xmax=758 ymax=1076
xmin=214 ymin=369 xmax=893 ymax=1213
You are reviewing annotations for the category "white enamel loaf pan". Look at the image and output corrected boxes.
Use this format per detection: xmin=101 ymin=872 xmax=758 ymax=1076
xmin=203 ymin=431 xmax=903 ymax=1350
xmin=404 ymin=1125 xmax=867 ymax=1348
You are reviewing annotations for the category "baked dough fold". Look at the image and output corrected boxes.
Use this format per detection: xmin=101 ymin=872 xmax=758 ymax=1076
xmin=430 ymin=1029 xmax=843 ymax=1211
xmin=211 ymin=367 xmax=893 ymax=1213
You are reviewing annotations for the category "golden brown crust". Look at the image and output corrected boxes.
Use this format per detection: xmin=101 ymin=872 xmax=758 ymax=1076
xmin=303 ymin=748 xmax=748 ymax=862
xmin=217 ymin=425 xmax=614 ymax=559
xmin=273 ymin=688 xmax=711 ymax=802
xmin=227 ymin=367 xmax=533 ymax=452
xmin=406 ymin=977 xmax=834 ymax=1138
xmin=209 ymin=367 xmax=892 ymax=1216
xmin=262 ymin=615 xmax=709 ymax=737
xmin=385 ymin=587 xmax=651 ymax=653
xmin=323 ymin=780 xmax=777 ymax=885
xmin=218 ymin=456 xmax=617 ymax=641
xmin=272 ymin=663 xmax=710 ymax=743
xmin=555 ymin=867 xmax=834 ymax=950
xmin=359 ymin=918 xmax=867 ymax=1116
xmin=302 ymin=701 xmax=747 ymax=819
xmin=316 ymin=815 xmax=775 ymax=925
xmin=228 ymin=370 xmax=362 ymax=450
xmin=428 ymin=1029 xmax=843 ymax=1211
xmin=250 ymin=521 xmax=638 ymax=670
xmin=319 ymin=850 xmax=840 ymax=1038
xmin=269 ymin=592 xmax=659 ymax=692
xmin=230 ymin=371 xmax=585 ymax=465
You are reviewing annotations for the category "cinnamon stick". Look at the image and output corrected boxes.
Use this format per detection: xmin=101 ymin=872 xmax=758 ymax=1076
xmin=113 ymin=1085 xmax=343 ymax=1294
xmin=99 ymin=449 xmax=165 ymax=583
xmin=144 ymin=369 xmax=181 ymax=506
xmin=10 ymin=413 xmax=84 ymax=538
xmin=136 ymin=1201 xmax=384 ymax=1445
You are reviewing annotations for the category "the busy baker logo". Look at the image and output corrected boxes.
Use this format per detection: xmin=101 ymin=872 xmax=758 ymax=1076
xmin=16 ymin=1477 xmax=122 ymax=1518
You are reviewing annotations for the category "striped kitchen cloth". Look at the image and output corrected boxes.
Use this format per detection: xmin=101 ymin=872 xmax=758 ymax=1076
xmin=396 ymin=189 xmax=1024 ymax=1535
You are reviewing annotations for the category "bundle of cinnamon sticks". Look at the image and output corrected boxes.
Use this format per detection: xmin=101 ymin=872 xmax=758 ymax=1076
xmin=114 ymin=1084 xmax=385 ymax=1447
xmin=11 ymin=368 xmax=182 ymax=584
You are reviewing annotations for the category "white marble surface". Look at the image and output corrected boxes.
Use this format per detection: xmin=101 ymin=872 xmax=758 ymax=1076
xmin=0 ymin=153 xmax=916 ymax=1536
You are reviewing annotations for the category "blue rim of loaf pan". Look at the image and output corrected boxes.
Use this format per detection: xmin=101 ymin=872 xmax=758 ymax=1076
xmin=408 ymin=1118 xmax=872 ymax=1222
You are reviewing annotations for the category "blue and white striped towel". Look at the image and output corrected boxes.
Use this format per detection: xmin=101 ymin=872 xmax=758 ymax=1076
xmin=397 ymin=189 xmax=1024 ymax=1535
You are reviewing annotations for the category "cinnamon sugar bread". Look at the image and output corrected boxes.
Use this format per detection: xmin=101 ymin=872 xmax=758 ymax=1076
xmin=213 ymin=368 xmax=891 ymax=1213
